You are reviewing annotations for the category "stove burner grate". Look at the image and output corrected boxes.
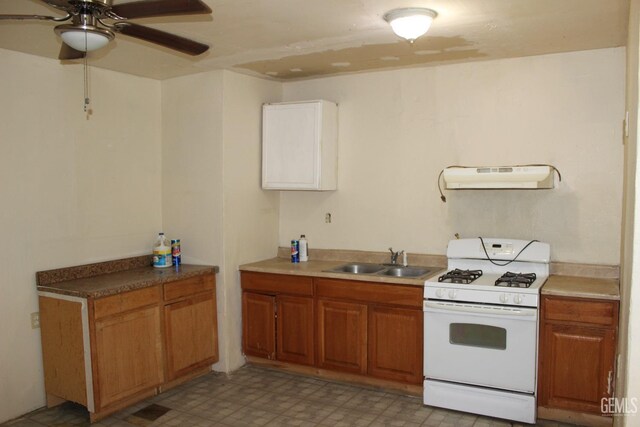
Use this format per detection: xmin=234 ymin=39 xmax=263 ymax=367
xmin=438 ymin=269 xmax=483 ymax=284
xmin=495 ymin=272 xmax=537 ymax=288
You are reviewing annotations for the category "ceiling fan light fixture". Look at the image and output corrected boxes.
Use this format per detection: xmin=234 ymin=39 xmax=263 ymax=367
xmin=55 ymin=25 xmax=114 ymax=52
xmin=383 ymin=8 xmax=437 ymax=42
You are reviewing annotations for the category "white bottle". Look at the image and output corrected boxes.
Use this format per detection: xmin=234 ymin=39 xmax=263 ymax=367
xmin=299 ymin=234 xmax=308 ymax=262
xmin=153 ymin=232 xmax=173 ymax=268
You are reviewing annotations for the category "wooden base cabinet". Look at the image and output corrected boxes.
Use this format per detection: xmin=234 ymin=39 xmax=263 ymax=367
xmin=241 ymin=272 xmax=423 ymax=386
xmin=39 ymin=273 xmax=218 ymax=422
xmin=315 ymin=278 xmax=423 ymax=385
xmin=241 ymin=272 xmax=315 ymax=366
xmin=538 ymin=296 xmax=618 ymax=416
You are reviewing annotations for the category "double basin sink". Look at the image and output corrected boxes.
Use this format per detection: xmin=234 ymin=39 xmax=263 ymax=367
xmin=326 ymin=263 xmax=437 ymax=279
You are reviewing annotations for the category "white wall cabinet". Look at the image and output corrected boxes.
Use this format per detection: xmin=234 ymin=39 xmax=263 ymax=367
xmin=262 ymin=100 xmax=338 ymax=190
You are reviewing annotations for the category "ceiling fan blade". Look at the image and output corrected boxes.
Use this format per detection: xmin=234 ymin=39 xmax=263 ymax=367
xmin=111 ymin=0 xmax=211 ymax=19
xmin=114 ymin=23 xmax=209 ymax=56
xmin=0 ymin=14 xmax=62 ymax=21
xmin=59 ymin=43 xmax=86 ymax=60
xmin=39 ymin=0 xmax=72 ymax=11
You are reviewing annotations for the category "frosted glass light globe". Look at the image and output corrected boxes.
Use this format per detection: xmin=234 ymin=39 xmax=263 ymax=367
xmin=61 ymin=31 xmax=111 ymax=52
xmin=384 ymin=8 xmax=437 ymax=42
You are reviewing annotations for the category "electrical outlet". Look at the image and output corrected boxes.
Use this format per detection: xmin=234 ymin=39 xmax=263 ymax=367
xmin=325 ymin=213 xmax=332 ymax=223
xmin=31 ymin=312 xmax=40 ymax=329
xmin=625 ymin=111 xmax=629 ymax=138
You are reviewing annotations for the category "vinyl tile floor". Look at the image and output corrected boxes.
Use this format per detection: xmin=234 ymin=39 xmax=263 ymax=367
xmin=3 ymin=365 xmax=582 ymax=427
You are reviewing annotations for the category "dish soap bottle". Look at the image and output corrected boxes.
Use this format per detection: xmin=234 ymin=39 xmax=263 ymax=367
xmin=299 ymin=234 xmax=308 ymax=262
xmin=153 ymin=232 xmax=172 ymax=268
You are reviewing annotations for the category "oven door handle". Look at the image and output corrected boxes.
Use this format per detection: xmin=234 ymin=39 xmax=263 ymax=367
xmin=424 ymin=301 xmax=537 ymax=318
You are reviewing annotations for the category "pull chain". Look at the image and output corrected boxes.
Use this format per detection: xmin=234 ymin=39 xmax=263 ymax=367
xmin=83 ymin=31 xmax=92 ymax=118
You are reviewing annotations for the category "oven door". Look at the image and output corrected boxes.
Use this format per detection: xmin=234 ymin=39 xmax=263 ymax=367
xmin=423 ymin=300 xmax=538 ymax=393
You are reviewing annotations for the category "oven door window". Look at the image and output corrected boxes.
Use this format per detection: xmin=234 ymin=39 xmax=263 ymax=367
xmin=449 ymin=323 xmax=507 ymax=350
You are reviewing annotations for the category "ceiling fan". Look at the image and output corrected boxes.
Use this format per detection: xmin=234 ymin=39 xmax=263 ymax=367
xmin=0 ymin=0 xmax=212 ymax=59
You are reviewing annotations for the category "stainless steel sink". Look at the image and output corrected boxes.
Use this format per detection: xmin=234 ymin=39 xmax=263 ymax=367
xmin=327 ymin=263 xmax=436 ymax=278
xmin=329 ymin=263 xmax=387 ymax=274
xmin=379 ymin=266 xmax=432 ymax=278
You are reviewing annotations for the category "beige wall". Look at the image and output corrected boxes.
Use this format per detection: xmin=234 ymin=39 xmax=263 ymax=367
xmin=621 ymin=1 xmax=640 ymax=426
xmin=221 ymin=71 xmax=281 ymax=370
xmin=161 ymin=70 xmax=227 ymax=368
xmin=162 ymin=71 xmax=224 ymax=267
xmin=161 ymin=70 xmax=281 ymax=372
xmin=0 ymin=49 xmax=161 ymax=423
xmin=279 ymin=48 xmax=625 ymax=265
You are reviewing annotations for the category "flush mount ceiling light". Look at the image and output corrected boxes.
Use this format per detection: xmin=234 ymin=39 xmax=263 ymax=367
xmin=383 ymin=7 xmax=438 ymax=43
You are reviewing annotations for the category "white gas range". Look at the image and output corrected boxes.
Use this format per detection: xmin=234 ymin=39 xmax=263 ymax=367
xmin=423 ymin=238 xmax=550 ymax=424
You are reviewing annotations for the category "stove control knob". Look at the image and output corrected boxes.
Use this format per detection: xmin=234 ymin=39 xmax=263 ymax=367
xmin=514 ymin=295 xmax=523 ymax=304
xmin=448 ymin=290 xmax=457 ymax=299
xmin=436 ymin=289 xmax=445 ymax=298
xmin=500 ymin=293 xmax=510 ymax=303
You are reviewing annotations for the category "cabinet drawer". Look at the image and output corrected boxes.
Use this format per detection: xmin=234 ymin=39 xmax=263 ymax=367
xmin=543 ymin=296 xmax=618 ymax=327
xmin=241 ymin=272 xmax=313 ymax=296
xmin=315 ymin=278 xmax=422 ymax=308
xmin=94 ymin=286 xmax=162 ymax=320
xmin=164 ymin=274 xmax=215 ymax=301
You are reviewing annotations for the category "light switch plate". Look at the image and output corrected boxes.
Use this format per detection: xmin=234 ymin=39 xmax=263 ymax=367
xmin=31 ymin=312 xmax=40 ymax=329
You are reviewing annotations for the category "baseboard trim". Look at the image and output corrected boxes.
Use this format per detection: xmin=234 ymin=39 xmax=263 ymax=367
xmin=246 ymin=356 xmax=422 ymax=396
xmin=538 ymin=406 xmax=613 ymax=427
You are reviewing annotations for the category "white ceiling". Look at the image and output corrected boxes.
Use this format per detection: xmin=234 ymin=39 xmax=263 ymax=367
xmin=0 ymin=0 xmax=629 ymax=81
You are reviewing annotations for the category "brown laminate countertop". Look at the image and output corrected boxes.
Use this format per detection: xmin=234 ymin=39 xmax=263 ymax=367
xmin=37 ymin=264 xmax=218 ymax=299
xmin=542 ymin=275 xmax=620 ymax=301
xmin=239 ymin=257 xmax=444 ymax=287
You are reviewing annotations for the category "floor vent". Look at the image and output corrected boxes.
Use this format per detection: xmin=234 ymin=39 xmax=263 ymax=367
xmin=128 ymin=403 xmax=172 ymax=424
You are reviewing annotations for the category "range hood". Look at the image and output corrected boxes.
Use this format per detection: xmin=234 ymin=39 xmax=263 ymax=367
xmin=443 ymin=165 xmax=557 ymax=189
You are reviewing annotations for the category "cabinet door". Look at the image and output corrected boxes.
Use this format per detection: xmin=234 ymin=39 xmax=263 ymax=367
xmin=539 ymin=323 xmax=616 ymax=413
xmin=94 ymin=305 xmax=164 ymax=409
xmin=164 ymin=291 xmax=218 ymax=381
xmin=277 ymin=295 xmax=314 ymax=366
xmin=242 ymin=292 xmax=276 ymax=359
xmin=317 ymin=299 xmax=367 ymax=374
xmin=262 ymin=101 xmax=337 ymax=190
xmin=368 ymin=306 xmax=423 ymax=384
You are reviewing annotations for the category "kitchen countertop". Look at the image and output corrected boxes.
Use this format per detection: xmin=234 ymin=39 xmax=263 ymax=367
xmin=37 ymin=258 xmax=218 ymax=299
xmin=542 ymin=275 xmax=620 ymax=301
xmin=241 ymin=257 xmax=621 ymax=300
xmin=239 ymin=257 xmax=444 ymax=287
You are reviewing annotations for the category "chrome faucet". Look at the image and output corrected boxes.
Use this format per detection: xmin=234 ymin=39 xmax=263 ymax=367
xmin=388 ymin=248 xmax=404 ymax=265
